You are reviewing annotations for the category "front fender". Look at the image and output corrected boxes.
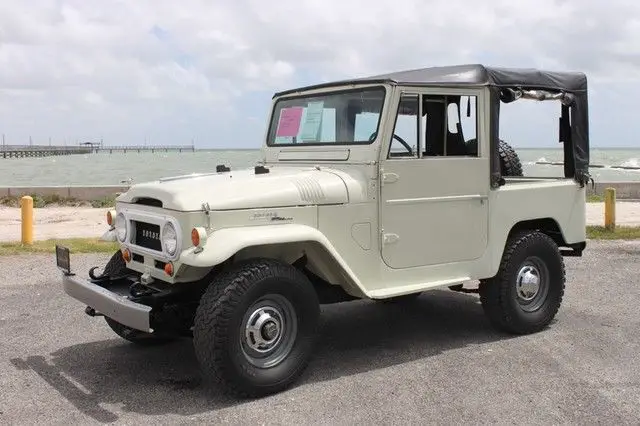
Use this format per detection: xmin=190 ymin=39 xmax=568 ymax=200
xmin=179 ymin=224 xmax=366 ymax=294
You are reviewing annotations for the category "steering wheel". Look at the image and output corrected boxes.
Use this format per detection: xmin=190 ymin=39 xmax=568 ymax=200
xmin=369 ymin=132 xmax=414 ymax=155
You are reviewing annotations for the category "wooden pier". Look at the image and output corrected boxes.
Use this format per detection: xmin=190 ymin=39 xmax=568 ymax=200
xmin=88 ymin=145 xmax=196 ymax=154
xmin=1 ymin=143 xmax=196 ymax=159
xmin=1 ymin=146 xmax=92 ymax=159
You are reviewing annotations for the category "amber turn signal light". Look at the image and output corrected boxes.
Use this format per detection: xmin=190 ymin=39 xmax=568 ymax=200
xmin=106 ymin=210 xmax=116 ymax=226
xmin=122 ymin=248 xmax=131 ymax=262
xmin=164 ymin=262 xmax=174 ymax=276
xmin=191 ymin=227 xmax=207 ymax=248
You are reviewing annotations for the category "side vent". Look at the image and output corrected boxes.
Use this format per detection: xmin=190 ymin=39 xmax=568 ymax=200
xmin=133 ymin=197 xmax=163 ymax=208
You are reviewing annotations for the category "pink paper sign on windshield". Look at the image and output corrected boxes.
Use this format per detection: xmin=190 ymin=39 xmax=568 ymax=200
xmin=276 ymin=107 xmax=303 ymax=137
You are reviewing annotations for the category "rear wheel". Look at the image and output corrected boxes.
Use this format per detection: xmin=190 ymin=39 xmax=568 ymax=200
xmin=479 ymin=231 xmax=565 ymax=334
xmin=193 ymin=258 xmax=320 ymax=398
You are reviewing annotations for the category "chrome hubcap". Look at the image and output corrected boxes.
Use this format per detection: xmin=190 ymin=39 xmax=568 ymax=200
xmin=514 ymin=257 xmax=549 ymax=312
xmin=245 ymin=307 xmax=284 ymax=353
xmin=516 ymin=265 xmax=541 ymax=301
xmin=240 ymin=294 xmax=297 ymax=368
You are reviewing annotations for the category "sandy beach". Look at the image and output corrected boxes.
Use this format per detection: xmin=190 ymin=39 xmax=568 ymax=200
xmin=0 ymin=206 xmax=110 ymax=242
xmin=1 ymin=203 xmax=639 ymax=243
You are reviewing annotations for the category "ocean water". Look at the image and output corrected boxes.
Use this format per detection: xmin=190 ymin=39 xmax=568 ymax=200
xmin=1 ymin=148 xmax=639 ymax=186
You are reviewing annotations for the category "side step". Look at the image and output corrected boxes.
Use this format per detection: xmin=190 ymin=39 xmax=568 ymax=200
xmin=448 ymin=284 xmax=479 ymax=294
xmin=368 ymin=276 xmax=471 ymax=299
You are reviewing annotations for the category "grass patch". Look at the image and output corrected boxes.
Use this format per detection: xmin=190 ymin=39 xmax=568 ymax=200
xmin=0 ymin=238 xmax=118 ymax=256
xmin=586 ymin=226 xmax=640 ymax=240
xmin=89 ymin=196 xmax=117 ymax=208
xmin=0 ymin=194 xmax=116 ymax=208
xmin=586 ymin=194 xmax=604 ymax=203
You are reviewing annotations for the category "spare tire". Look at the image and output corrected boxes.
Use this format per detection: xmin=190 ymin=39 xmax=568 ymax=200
xmin=464 ymin=138 xmax=523 ymax=177
xmin=498 ymin=139 xmax=523 ymax=177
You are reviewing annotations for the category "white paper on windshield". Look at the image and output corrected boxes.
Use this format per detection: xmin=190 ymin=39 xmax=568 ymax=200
xmin=299 ymin=101 xmax=324 ymax=141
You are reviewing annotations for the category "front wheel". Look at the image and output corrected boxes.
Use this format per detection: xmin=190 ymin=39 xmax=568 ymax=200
xmin=479 ymin=231 xmax=565 ymax=334
xmin=192 ymin=258 xmax=320 ymax=397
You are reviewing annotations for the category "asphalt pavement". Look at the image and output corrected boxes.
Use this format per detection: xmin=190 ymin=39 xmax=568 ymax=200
xmin=1 ymin=241 xmax=639 ymax=424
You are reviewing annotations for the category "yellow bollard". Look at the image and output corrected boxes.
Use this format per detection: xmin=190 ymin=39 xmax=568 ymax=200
xmin=604 ymin=187 xmax=616 ymax=231
xmin=21 ymin=195 xmax=34 ymax=245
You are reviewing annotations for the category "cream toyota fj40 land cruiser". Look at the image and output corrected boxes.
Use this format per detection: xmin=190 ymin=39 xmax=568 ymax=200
xmin=57 ymin=64 xmax=590 ymax=397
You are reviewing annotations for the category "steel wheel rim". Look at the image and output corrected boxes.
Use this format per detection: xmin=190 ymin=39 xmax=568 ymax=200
xmin=515 ymin=256 xmax=549 ymax=312
xmin=240 ymin=294 xmax=298 ymax=368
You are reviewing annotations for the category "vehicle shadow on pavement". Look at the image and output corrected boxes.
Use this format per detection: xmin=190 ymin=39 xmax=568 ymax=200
xmin=9 ymin=289 xmax=514 ymax=422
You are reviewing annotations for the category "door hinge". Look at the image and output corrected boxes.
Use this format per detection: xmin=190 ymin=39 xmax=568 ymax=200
xmin=382 ymin=233 xmax=399 ymax=245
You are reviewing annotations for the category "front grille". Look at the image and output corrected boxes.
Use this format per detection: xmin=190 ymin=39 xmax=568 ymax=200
xmin=133 ymin=221 xmax=162 ymax=251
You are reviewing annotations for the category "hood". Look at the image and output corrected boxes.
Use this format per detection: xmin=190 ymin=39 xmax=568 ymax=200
xmin=117 ymin=166 xmax=354 ymax=211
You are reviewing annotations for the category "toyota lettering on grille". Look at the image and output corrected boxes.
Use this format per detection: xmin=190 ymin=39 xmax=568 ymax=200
xmin=142 ymin=230 xmax=160 ymax=240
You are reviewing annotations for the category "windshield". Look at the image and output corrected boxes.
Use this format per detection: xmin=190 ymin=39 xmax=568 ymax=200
xmin=266 ymin=86 xmax=386 ymax=146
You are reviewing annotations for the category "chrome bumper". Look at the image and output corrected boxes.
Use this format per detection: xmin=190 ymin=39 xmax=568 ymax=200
xmin=62 ymin=273 xmax=153 ymax=333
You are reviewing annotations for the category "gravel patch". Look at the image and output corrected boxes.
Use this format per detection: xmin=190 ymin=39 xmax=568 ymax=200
xmin=0 ymin=241 xmax=639 ymax=424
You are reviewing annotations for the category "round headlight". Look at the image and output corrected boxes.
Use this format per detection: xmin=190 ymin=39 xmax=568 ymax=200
xmin=115 ymin=213 xmax=127 ymax=242
xmin=162 ymin=222 xmax=178 ymax=256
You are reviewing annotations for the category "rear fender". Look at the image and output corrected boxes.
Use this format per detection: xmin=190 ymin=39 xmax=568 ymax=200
xmin=179 ymin=224 xmax=367 ymax=296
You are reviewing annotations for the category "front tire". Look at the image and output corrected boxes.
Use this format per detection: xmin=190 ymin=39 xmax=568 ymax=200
xmin=479 ymin=231 xmax=565 ymax=334
xmin=193 ymin=258 xmax=320 ymax=398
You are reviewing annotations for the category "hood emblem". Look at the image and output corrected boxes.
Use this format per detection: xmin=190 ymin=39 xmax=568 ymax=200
xmin=249 ymin=211 xmax=292 ymax=222
xmin=271 ymin=216 xmax=293 ymax=222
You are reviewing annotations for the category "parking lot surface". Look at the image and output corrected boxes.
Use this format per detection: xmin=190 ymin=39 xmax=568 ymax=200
xmin=1 ymin=240 xmax=639 ymax=424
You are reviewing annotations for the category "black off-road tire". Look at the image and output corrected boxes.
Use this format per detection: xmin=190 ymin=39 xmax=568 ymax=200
xmin=464 ymin=138 xmax=523 ymax=177
xmin=479 ymin=231 xmax=565 ymax=335
xmin=192 ymin=258 xmax=320 ymax=398
xmin=498 ymin=139 xmax=524 ymax=177
xmin=104 ymin=317 xmax=176 ymax=346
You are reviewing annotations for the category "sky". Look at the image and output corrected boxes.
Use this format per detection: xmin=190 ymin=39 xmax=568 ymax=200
xmin=1 ymin=0 xmax=640 ymax=149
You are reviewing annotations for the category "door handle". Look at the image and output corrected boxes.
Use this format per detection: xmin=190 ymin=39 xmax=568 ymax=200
xmin=382 ymin=172 xmax=399 ymax=184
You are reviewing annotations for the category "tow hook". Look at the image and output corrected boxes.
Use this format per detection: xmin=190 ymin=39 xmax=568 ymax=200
xmin=85 ymin=306 xmax=104 ymax=317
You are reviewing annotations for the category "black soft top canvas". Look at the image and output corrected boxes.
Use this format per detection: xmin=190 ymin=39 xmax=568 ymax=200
xmin=274 ymin=64 xmax=587 ymax=95
xmin=273 ymin=64 xmax=590 ymax=186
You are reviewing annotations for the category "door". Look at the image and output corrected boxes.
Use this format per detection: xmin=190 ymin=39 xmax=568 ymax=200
xmin=380 ymin=90 xmax=490 ymax=269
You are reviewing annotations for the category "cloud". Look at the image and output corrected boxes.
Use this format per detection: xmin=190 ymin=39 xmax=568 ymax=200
xmin=0 ymin=0 xmax=639 ymax=147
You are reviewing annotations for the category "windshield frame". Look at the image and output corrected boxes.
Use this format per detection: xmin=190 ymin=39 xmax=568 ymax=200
xmin=265 ymin=85 xmax=388 ymax=147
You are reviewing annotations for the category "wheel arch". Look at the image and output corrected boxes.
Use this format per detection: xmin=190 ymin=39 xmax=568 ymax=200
xmin=507 ymin=217 xmax=568 ymax=247
xmin=179 ymin=225 xmax=368 ymax=300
